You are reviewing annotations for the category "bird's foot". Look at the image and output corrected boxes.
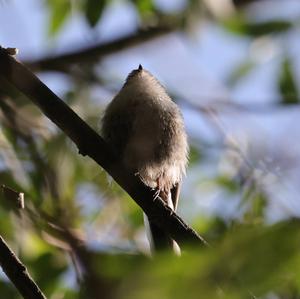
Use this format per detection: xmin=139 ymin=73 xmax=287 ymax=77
xmin=153 ymin=189 xmax=160 ymax=201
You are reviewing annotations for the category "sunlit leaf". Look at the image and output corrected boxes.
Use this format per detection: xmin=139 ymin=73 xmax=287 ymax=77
xmin=126 ymin=196 xmax=144 ymax=228
xmin=130 ymin=0 xmax=155 ymax=16
xmin=47 ymin=0 xmax=71 ymax=35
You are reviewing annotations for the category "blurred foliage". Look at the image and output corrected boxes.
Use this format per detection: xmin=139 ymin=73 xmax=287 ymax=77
xmin=46 ymin=0 xmax=175 ymax=35
xmin=227 ymin=61 xmax=255 ymax=87
xmin=278 ymin=57 xmax=299 ymax=105
xmin=130 ymin=0 xmax=155 ymax=17
xmin=84 ymin=0 xmax=108 ymax=27
xmin=223 ymin=17 xmax=292 ymax=37
xmin=47 ymin=0 xmax=72 ymax=35
xmin=1 ymin=0 xmax=300 ymax=299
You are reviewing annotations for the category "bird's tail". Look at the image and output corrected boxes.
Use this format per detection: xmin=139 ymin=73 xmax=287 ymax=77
xmin=148 ymin=221 xmax=180 ymax=255
xmin=144 ymin=190 xmax=181 ymax=255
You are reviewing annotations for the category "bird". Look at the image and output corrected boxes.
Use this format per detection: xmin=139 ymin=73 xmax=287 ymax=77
xmin=101 ymin=65 xmax=189 ymax=254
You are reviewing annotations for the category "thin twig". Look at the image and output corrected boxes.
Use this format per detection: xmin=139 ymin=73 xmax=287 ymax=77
xmin=25 ymin=26 xmax=174 ymax=72
xmin=0 ymin=235 xmax=47 ymax=299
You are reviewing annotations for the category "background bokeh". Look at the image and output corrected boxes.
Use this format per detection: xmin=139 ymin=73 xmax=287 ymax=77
xmin=1 ymin=0 xmax=300 ymax=298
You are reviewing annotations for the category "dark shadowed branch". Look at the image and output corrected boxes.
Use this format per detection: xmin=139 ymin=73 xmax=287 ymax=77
xmin=0 ymin=235 xmax=47 ymax=299
xmin=25 ymin=27 xmax=174 ymax=72
xmin=0 ymin=47 xmax=207 ymax=249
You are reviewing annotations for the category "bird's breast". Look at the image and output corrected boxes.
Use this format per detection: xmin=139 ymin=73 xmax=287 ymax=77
xmin=122 ymin=99 xmax=188 ymax=189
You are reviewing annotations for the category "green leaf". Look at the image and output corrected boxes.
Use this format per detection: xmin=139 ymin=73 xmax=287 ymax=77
xmin=243 ymin=191 xmax=267 ymax=223
xmin=47 ymin=0 xmax=71 ymax=35
xmin=215 ymin=176 xmax=239 ymax=193
xmin=208 ymin=220 xmax=300 ymax=297
xmin=251 ymin=192 xmax=267 ymax=218
xmin=94 ymin=220 xmax=300 ymax=299
xmin=227 ymin=61 xmax=255 ymax=86
xmin=223 ymin=16 xmax=292 ymax=37
xmin=84 ymin=0 xmax=107 ymax=27
xmin=188 ymin=145 xmax=202 ymax=166
xmin=130 ymin=0 xmax=155 ymax=16
xmin=278 ymin=57 xmax=299 ymax=105
xmin=26 ymin=251 xmax=67 ymax=295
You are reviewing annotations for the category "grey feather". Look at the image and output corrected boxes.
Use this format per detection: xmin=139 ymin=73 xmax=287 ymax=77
xmin=101 ymin=66 xmax=189 ymax=253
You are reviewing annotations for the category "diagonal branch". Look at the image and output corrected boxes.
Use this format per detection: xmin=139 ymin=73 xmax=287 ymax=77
xmin=0 ymin=234 xmax=47 ymax=299
xmin=25 ymin=27 xmax=174 ymax=72
xmin=0 ymin=47 xmax=207 ymax=249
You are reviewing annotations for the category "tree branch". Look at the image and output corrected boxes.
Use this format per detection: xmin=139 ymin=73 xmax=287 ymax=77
xmin=0 ymin=47 xmax=207 ymax=249
xmin=0 ymin=234 xmax=47 ymax=299
xmin=25 ymin=27 xmax=174 ymax=72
